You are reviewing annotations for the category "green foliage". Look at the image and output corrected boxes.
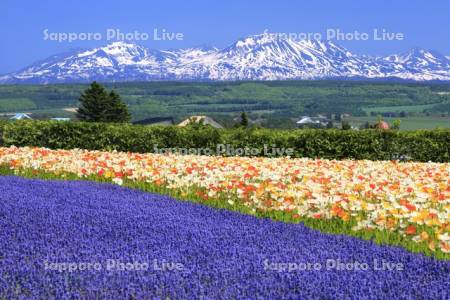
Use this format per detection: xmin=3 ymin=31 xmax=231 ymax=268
xmin=0 ymin=120 xmax=221 ymax=153
xmin=240 ymin=112 xmax=249 ymax=128
xmin=392 ymin=119 xmax=402 ymax=130
xmin=76 ymin=82 xmax=130 ymax=123
xmin=106 ymin=90 xmax=131 ymax=122
xmin=341 ymin=121 xmax=351 ymax=130
xmin=0 ymin=119 xmax=8 ymax=145
xmin=0 ymin=120 xmax=449 ymax=162
xmin=1 ymin=81 xmax=449 ymax=124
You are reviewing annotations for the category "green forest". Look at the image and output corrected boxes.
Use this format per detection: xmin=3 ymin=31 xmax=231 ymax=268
xmin=0 ymin=80 xmax=449 ymax=129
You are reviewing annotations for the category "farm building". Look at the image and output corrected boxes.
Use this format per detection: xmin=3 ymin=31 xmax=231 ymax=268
xmin=178 ymin=116 xmax=223 ymax=129
xmin=10 ymin=113 xmax=32 ymax=120
xmin=296 ymin=115 xmax=331 ymax=128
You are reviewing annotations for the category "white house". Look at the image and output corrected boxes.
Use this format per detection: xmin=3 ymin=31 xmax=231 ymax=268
xmin=296 ymin=115 xmax=330 ymax=128
xmin=10 ymin=113 xmax=32 ymax=120
xmin=51 ymin=118 xmax=71 ymax=121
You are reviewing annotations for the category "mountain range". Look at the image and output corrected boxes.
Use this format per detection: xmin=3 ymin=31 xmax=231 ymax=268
xmin=1 ymin=33 xmax=450 ymax=83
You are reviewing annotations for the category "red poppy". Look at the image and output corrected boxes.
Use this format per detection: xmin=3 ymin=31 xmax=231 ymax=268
xmin=405 ymin=225 xmax=417 ymax=235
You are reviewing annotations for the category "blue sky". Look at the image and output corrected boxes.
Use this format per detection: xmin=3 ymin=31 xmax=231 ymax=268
xmin=1 ymin=0 xmax=449 ymax=73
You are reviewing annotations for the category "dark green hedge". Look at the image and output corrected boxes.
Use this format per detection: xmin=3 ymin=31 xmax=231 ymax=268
xmin=0 ymin=120 xmax=449 ymax=162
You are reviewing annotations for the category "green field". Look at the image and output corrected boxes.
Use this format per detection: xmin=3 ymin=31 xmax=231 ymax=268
xmin=362 ymin=103 xmax=440 ymax=114
xmin=0 ymin=98 xmax=37 ymax=112
xmin=0 ymin=81 xmax=449 ymax=128
xmin=347 ymin=116 xmax=450 ymax=130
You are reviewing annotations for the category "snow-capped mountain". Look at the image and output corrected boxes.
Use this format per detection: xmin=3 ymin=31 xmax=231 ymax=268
xmin=1 ymin=33 xmax=449 ymax=83
xmin=374 ymin=48 xmax=450 ymax=81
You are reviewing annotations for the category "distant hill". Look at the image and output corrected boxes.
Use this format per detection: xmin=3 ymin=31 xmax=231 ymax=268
xmin=0 ymin=81 xmax=449 ymax=128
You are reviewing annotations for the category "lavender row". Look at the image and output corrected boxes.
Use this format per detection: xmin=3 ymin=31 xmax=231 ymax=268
xmin=0 ymin=176 xmax=448 ymax=299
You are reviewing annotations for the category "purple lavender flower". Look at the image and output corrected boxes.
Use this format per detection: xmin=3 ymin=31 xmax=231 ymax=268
xmin=0 ymin=176 xmax=448 ymax=299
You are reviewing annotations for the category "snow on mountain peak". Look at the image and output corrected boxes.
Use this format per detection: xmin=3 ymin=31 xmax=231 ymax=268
xmin=1 ymin=33 xmax=449 ymax=83
xmin=235 ymin=32 xmax=284 ymax=46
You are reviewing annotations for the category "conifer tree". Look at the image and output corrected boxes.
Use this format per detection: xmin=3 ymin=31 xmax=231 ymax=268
xmin=240 ymin=112 xmax=249 ymax=128
xmin=76 ymin=81 xmax=130 ymax=123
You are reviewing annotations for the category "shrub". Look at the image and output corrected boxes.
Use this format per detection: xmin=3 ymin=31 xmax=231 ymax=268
xmin=0 ymin=120 xmax=448 ymax=162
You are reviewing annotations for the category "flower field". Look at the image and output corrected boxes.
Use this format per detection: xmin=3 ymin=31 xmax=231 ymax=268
xmin=1 ymin=176 xmax=449 ymax=299
xmin=0 ymin=146 xmax=449 ymax=255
